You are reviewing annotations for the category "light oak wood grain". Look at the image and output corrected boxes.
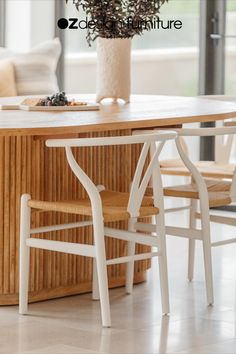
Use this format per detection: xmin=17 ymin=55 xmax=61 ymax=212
xmin=0 ymin=95 xmax=235 ymax=136
xmin=0 ymin=130 xmax=149 ymax=305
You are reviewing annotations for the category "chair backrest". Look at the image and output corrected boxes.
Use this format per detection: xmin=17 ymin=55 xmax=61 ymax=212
xmin=200 ymin=95 xmax=236 ymax=163
xmin=46 ymin=132 xmax=177 ymax=219
xmin=175 ymin=127 xmax=236 ymax=200
xmin=215 ymin=120 xmax=235 ymax=164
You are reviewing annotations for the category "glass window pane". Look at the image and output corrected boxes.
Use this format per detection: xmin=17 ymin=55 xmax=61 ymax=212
xmin=225 ymin=0 xmax=236 ymax=95
xmin=133 ymin=0 xmax=199 ymax=50
xmin=65 ymin=0 xmax=200 ymax=53
xmin=64 ymin=1 xmax=96 ymax=53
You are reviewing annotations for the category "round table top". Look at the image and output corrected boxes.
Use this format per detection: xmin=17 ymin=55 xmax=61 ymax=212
xmin=0 ymin=94 xmax=236 ymax=136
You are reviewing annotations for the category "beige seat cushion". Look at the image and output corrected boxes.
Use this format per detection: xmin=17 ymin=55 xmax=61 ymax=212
xmin=0 ymin=61 xmax=17 ymax=97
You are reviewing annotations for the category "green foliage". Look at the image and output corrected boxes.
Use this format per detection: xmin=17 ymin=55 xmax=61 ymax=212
xmin=66 ymin=0 xmax=168 ymax=45
xmin=227 ymin=0 xmax=236 ymax=12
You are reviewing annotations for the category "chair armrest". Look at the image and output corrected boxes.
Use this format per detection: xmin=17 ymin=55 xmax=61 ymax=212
xmin=175 ymin=127 xmax=236 ymax=137
xmin=46 ymin=131 xmax=177 ymax=148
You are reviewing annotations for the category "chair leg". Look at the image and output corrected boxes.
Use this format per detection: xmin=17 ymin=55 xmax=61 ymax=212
xmin=202 ymin=240 xmax=214 ymax=306
xmin=188 ymin=199 xmax=197 ymax=282
xmin=19 ymin=194 xmax=31 ymax=315
xmin=92 ymin=258 xmax=100 ymax=300
xmin=201 ymin=211 xmax=214 ymax=306
xmin=156 ymin=215 xmax=170 ymax=315
xmin=126 ymin=217 xmax=137 ymax=294
xmin=93 ymin=219 xmax=111 ymax=328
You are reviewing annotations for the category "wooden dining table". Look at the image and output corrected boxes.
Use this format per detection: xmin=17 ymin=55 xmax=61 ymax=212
xmin=0 ymin=94 xmax=236 ymax=306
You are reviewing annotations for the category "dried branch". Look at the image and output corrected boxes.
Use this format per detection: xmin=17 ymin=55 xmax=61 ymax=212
xmin=65 ymin=0 xmax=168 ymax=46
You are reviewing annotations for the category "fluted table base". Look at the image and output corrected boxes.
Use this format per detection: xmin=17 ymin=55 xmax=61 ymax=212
xmin=0 ymin=130 xmax=150 ymax=305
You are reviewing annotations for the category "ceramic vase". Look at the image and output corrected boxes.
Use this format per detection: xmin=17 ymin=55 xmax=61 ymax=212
xmin=96 ymin=37 xmax=131 ymax=103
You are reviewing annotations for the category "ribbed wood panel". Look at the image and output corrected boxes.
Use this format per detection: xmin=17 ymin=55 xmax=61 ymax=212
xmin=0 ymin=130 xmax=150 ymax=305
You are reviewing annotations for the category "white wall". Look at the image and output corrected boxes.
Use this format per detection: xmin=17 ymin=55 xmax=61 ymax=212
xmin=6 ymin=0 xmax=55 ymax=51
xmin=65 ymin=48 xmax=199 ymax=96
xmin=29 ymin=0 xmax=55 ymax=47
xmin=6 ymin=0 xmax=31 ymax=51
xmin=65 ymin=47 xmax=236 ymax=96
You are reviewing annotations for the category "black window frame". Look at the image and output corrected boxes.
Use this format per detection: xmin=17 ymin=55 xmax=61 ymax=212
xmin=199 ymin=0 xmax=226 ymax=161
xmin=55 ymin=0 xmax=66 ymax=91
xmin=0 ymin=0 xmax=6 ymax=47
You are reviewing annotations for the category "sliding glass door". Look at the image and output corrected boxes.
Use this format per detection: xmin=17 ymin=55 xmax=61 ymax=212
xmin=225 ymin=1 xmax=236 ymax=95
xmin=0 ymin=0 xmax=6 ymax=46
xmin=199 ymin=1 xmax=225 ymax=160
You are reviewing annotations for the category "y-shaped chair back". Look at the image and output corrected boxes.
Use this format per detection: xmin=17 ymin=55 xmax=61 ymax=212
xmin=46 ymin=132 xmax=177 ymax=220
xmin=19 ymin=131 xmax=177 ymax=328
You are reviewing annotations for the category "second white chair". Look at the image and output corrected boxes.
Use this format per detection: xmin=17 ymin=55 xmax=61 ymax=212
xmin=132 ymin=127 xmax=236 ymax=306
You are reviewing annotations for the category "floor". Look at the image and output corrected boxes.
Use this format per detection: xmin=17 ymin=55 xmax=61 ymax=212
xmin=1 ymin=210 xmax=236 ymax=354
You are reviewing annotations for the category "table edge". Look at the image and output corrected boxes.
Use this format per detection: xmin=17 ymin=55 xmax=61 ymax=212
xmin=0 ymin=111 xmax=236 ymax=136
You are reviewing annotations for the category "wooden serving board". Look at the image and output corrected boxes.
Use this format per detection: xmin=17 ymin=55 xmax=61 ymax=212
xmin=0 ymin=98 xmax=100 ymax=111
xmin=0 ymin=103 xmax=19 ymax=110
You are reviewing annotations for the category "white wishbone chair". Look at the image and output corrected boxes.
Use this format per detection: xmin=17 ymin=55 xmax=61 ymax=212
xmin=132 ymin=127 xmax=236 ymax=306
xmin=163 ymin=127 xmax=236 ymax=305
xmin=19 ymin=131 xmax=177 ymax=327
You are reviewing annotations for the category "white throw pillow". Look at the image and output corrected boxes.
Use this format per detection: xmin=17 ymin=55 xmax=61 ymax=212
xmin=0 ymin=38 xmax=61 ymax=95
xmin=0 ymin=61 xmax=17 ymax=97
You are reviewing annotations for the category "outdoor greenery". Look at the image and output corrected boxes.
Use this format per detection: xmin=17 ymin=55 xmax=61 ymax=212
xmin=66 ymin=0 xmax=168 ymax=45
xmin=228 ymin=0 xmax=236 ymax=12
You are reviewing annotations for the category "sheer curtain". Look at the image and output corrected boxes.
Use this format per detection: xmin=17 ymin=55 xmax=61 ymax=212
xmin=0 ymin=0 xmax=5 ymax=46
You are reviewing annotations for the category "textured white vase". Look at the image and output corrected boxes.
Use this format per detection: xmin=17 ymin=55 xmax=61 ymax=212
xmin=96 ymin=37 xmax=131 ymax=103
